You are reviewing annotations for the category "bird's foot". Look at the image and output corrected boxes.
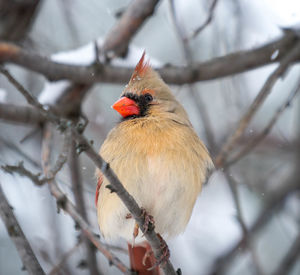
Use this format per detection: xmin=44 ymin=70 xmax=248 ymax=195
xmin=126 ymin=208 xmax=155 ymax=246
xmin=148 ymin=234 xmax=170 ymax=270
xmin=140 ymin=207 xmax=155 ymax=234
xmin=142 ymin=245 xmax=154 ymax=266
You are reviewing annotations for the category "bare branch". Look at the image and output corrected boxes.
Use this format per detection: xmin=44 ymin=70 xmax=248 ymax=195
xmin=215 ymin=40 xmax=300 ymax=168
xmin=102 ymin=0 xmax=160 ymax=58
xmin=226 ymin=78 xmax=300 ymax=166
xmin=48 ymin=240 xmax=82 ymax=275
xmin=0 ymin=135 xmax=40 ymax=168
xmin=0 ymin=31 xmax=299 ymax=84
xmin=73 ymin=131 xmax=178 ymax=275
xmin=2 ymin=162 xmax=49 ymax=186
xmin=224 ymin=171 xmax=247 ymax=235
xmin=186 ymin=0 xmax=219 ymax=40
xmin=45 ymin=128 xmax=71 ymax=179
xmin=224 ymin=171 xmax=264 ymax=275
xmin=0 ymin=183 xmax=45 ymax=275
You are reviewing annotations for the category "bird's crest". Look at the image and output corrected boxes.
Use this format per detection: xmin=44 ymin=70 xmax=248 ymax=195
xmin=130 ymin=51 xmax=150 ymax=81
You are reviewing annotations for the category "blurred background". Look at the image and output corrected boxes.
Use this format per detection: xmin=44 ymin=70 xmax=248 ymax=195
xmin=0 ymin=0 xmax=299 ymax=274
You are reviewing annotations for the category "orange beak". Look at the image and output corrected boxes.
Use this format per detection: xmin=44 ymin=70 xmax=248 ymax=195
xmin=112 ymin=97 xmax=140 ymax=118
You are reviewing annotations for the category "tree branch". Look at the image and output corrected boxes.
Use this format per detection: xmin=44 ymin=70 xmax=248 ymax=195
xmin=0 ymin=31 xmax=299 ymax=85
xmin=2 ymin=162 xmax=49 ymax=186
xmin=0 ymin=183 xmax=45 ymax=275
xmin=0 ymin=103 xmax=43 ymax=124
xmin=0 ymin=0 xmax=41 ymax=42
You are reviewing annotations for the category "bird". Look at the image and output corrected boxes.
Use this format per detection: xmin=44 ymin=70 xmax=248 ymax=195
xmin=95 ymin=52 xmax=214 ymax=274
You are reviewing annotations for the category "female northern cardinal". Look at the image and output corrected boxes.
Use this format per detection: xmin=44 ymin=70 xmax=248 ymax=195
xmin=96 ymin=53 xmax=213 ymax=274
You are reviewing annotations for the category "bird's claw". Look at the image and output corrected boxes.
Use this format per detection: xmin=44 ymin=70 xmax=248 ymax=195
xmin=147 ymin=234 xmax=170 ymax=270
xmin=140 ymin=207 xmax=155 ymax=234
xmin=142 ymin=247 xmax=154 ymax=266
xmin=126 ymin=208 xmax=155 ymax=246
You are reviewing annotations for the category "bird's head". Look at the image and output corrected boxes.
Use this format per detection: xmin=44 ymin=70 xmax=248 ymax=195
xmin=112 ymin=52 xmax=189 ymax=123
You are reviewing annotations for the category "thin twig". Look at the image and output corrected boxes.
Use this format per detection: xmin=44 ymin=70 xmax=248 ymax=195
xmin=185 ymin=0 xmax=219 ymax=41
xmin=224 ymin=171 xmax=247 ymax=235
xmin=0 ymin=183 xmax=45 ymax=275
xmin=215 ymin=40 xmax=300 ymax=168
xmin=0 ymin=66 xmax=46 ymax=113
xmin=46 ymin=129 xmax=71 ymax=179
xmin=271 ymin=231 xmax=300 ymax=275
xmin=105 ymin=244 xmax=129 ymax=254
xmin=224 ymin=171 xmax=264 ymax=275
xmin=0 ymin=135 xmax=40 ymax=168
xmin=48 ymin=240 xmax=83 ymax=275
xmin=2 ymin=162 xmax=49 ymax=186
xmin=226 ymin=78 xmax=300 ymax=166
xmin=2 ymin=125 xmax=70 ymax=185
xmin=68 ymin=135 xmax=101 ymax=275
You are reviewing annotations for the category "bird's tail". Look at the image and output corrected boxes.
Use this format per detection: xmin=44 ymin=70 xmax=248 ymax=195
xmin=128 ymin=241 xmax=160 ymax=275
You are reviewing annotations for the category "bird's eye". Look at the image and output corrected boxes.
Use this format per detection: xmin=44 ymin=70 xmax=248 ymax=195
xmin=144 ymin=93 xmax=153 ymax=103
